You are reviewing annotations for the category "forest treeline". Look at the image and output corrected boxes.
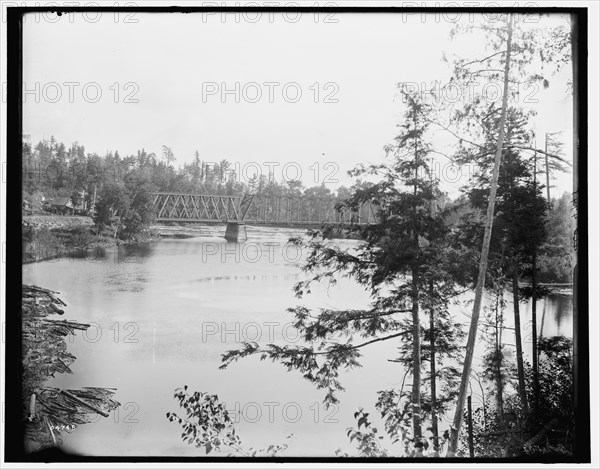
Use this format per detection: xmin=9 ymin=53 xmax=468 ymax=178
xmin=22 ymin=137 xmax=348 ymax=203
xmin=21 ymin=133 xmax=574 ymax=283
xmin=22 ymin=137 xmax=357 ymax=236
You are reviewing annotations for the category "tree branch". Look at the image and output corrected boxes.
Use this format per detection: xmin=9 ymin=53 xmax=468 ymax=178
xmin=459 ymin=51 xmax=506 ymax=68
xmin=305 ymin=308 xmax=413 ymax=324
xmin=507 ymin=145 xmax=572 ymax=166
xmin=339 ymin=330 xmax=412 ymax=352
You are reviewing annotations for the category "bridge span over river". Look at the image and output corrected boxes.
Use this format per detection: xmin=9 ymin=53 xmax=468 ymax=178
xmin=151 ymin=192 xmax=377 ymax=241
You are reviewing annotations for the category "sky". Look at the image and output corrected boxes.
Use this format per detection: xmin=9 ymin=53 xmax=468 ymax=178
xmin=21 ymin=11 xmax=574 ymax=197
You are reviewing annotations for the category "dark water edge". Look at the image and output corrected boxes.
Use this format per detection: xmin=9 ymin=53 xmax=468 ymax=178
xmin=22 ymin=236 xmax=156 ymax=264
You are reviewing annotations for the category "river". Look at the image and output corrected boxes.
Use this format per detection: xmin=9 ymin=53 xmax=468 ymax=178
xmin=22 ymin=226 xmax=573 ymax=457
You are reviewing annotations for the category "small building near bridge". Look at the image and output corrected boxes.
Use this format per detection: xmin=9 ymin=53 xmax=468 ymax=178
xmin=48 ymin=197 xmax=74 ymax=215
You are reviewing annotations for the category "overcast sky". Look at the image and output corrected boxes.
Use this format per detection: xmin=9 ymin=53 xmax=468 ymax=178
xmin=22 ymin=11 xmax=573 ymax=196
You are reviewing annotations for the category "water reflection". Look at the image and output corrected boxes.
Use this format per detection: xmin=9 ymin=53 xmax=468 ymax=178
xmin=552 ymin=294 xmax=573 ymax=332
xmin=191 ymin=274 xmax=301 ymax=283
xmin=522 ymin=293 xmax=573 ymax=340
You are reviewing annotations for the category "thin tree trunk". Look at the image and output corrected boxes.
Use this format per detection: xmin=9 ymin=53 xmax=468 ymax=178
xmin=494 ymin=290 xmax=504 ymax=419
xmin=544 ymin=133 xmax=551 ymax=204
xmin=513 ymin=257 xmax=529 ymax=414
xmin=411 ymin=267 xmax=421 ymax=444
xmin=467 ymin=395 xmax=475 ymax=457
xmin=448 ymin=15 xmax=514 ymax=455
xmin=429 ymin=281 xmax=439 ymax=454
xmin=411 ymin=115 xmax=422 ymax=445
xmin=540 ymin=299 xmax=546 ymax=340
xmin=532 ymin=150 xmax=540 ymax=415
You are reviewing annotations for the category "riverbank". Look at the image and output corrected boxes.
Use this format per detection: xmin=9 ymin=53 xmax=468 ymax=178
xmin=22 ymin=214 xmax=359 ymax=264
xmin=22 ymin=215 xmax=159 ymax=264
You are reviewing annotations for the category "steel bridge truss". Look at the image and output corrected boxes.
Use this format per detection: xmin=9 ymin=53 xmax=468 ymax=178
xmin=153 ymin=193 xmax=243 ymax=222
xmin=152 ymin=193 xmax=377 ymax=225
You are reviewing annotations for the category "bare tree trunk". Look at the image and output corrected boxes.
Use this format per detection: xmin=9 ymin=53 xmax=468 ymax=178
xmin=411 ymin=268 xmax=422 ymax=444
xmin=429 ymin=281 xmax=439 ymax=454
xmin=411 ymin=118 xmax=422 ymax=445
xmin=467 ymin=395 xmax=475 ymax=457
xmin=513 ymin=258 xmax=529 ymax=414
xmin=494 ymin=290 xmax=504 ymax=419
xmin=544 ymin=133 xmax=551 ymax=204
xmin=540 ymin=299 xmax=546 ymax=340
xmin=532 ymin=150 xmax=540 ymax=415
xmin=448 ymin=15 xmax=514 ymax=455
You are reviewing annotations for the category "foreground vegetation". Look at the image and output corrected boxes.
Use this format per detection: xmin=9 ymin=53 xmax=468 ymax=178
xmin=165 ymin=14 xmax=578 ymax=459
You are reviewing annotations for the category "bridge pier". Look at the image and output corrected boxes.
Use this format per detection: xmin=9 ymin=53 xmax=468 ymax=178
xmin=224 ymin=222 xmax=247 ymax=242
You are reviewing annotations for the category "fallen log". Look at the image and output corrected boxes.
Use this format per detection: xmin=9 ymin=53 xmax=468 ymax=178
xmin=44 ymin=417 xmax=57 ymax=445
xmin=24 ymin=284 xmax=60 ymax=295
xmin=523 ymin=418 xmax=559 ymax=450
xmin=48 ymin=303 xmax=65 ymax=315
xmin=23 ymin=284 xmax=120 ymax=452
xmin=28 ymin=394 xmax=36 ymax=422
xmin=48 ymin=293 xmax=67 ymax=306
xmin=60 ymin=390 xmax=110 ymax=418
xmin=41 ymin=319 xmax=89 ymax=330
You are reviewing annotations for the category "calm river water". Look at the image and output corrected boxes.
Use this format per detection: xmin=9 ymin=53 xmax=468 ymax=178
xmin=22 ymin=226 xmax=573 ymax=456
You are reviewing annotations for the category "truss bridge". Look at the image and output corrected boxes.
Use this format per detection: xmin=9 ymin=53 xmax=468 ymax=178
xmin=151 ymin=192 xmax=377 ymax=241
